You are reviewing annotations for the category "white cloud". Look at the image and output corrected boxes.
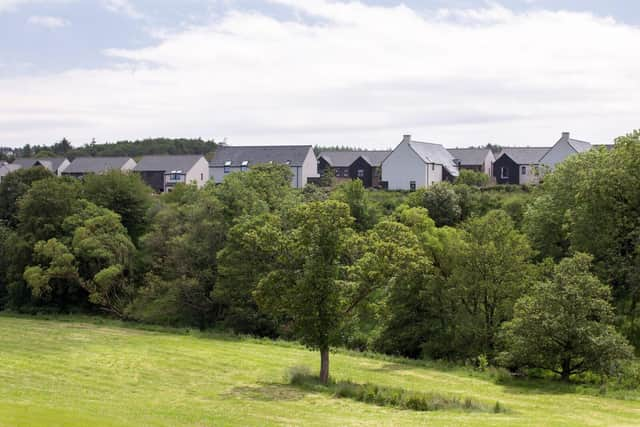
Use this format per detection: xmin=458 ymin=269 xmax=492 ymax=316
xmin=1 ymin=1 xmax=639 ymax=148
xmin=27 ymin=15 xmax=69 ymax=28
xmin=102 ymin=0 xmax=143 ymax=19
xmin=0 ymin=0 xmax=73 ymax=13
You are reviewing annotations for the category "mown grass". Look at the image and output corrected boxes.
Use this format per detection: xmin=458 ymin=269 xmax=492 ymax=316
xmin=1 ymin=315 xmax=640 ymax=426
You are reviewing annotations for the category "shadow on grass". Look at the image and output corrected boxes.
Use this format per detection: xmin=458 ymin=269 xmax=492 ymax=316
xmin=225 ymin=383 xmax=308 ymax=402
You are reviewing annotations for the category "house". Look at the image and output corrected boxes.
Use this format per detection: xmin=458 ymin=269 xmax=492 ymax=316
xmin=382 ymin=135 xmax=459 ymax=190
xmin=134 ymin=155 xmax=209 ymax=192
xmin=11 ymin=157 xmax=70 ymax=176
xmin=539 ymin=132 xmax=593 ymax=170
xmin=210 ymin=145 xmax=318 ymax=188
xmin=447 ymin=148 xmax=495 ymax=176
xmin=62 ymin=157 xmax=136 ymax=179
xmin=493 ymin=147 xmax=550 ymax=185
xmin=317 ymin=151 xmax=390 ymax=188
xmin=0 ymin=164 xmax=21 ymax=183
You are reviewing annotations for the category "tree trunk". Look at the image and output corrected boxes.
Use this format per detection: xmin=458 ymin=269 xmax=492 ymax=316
xmin=320 ymin=347 xmax=330 ymax=384
xmin=560 ymin=358 xmax=571 ymax=382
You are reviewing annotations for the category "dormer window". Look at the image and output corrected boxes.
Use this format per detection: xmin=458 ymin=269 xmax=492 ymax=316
xmin=241 ymin=160 xmax=249 ymax=172
xmin=224 ymin=161 xmax=231 ymax=173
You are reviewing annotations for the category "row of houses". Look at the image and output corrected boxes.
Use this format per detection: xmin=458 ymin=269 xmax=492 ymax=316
xmin=0 ymin=131 xmax=602 ymax=191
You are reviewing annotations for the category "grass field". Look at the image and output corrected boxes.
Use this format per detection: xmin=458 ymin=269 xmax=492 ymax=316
xmin=1 ymin=315 xmax=639 ymax=426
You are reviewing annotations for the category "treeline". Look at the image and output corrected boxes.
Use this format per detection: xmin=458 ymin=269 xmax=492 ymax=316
xmin=6 ymin=137 xmax=217 ymax=159
xmin=1 ymin=130 xmax=639 ymax=385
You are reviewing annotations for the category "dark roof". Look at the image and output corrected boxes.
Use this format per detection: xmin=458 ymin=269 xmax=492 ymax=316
xmin=134 ymin=155 xmax=205 ymax=173
xmin=447 ymin=148 xmax=492 ymax=166
xmin=12 ymin=157 xmax=67 ymax=172
xmin=497 ymin=147 xmax=551 ymax=165
xmin=318 ymin=151 xmax=391 ymax=167
xmin=210 ymin=145 xmax=313 ymax=167
xmin=63 ymin=157 xmax=133 ymax=174
xmin=406 ymin=139 xmax=459 ymax=177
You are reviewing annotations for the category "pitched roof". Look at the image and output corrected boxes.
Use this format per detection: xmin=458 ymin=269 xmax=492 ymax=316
xmin=0 ymin=164 xmax=21 ymax=176
xmin=497 ymin=147 xmax=551 ymax=165
xmin=63 ymin=157 xmax=133 ymax=174
xmin=210 ymin=145 xmax=313 ymax=167
xmin=12 ymin=157 xmax=67 ymax=172
xmin=134 ymin=155 xmax=204 ymax=173
xmin=447 ymin=148 xmax=492 ymax=166
xmin=406 ymin=139 xmax=459 ymax=177
xmin=318 ymin=151 xmax=391 ymax=167
xmin=567 ymin=138 xmax=592 ymax=153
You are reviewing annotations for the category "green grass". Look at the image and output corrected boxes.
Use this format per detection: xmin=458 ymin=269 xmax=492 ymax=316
xmin=1 ymin=315 xmax=639 ymax=426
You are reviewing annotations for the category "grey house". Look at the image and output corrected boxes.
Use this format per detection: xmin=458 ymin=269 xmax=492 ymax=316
xmin=11 ymin=157 xmax=70 ymax=176
xmin=317 ymin=151 xmax=390 ymax=188
xmin=447 ymin=148 xmax=495 ymax=176
xmin=62 ymin=157 xmax=136 ymax=179
xmin=539 ymin=132 xmax=593 ymax=170
xmin=134 ymin=155 xmax=209 ymax=192
xmin=493 ymin=147 xmax=551 ymax=185
xmin=210 ymin=145 xmax=318 ymax=188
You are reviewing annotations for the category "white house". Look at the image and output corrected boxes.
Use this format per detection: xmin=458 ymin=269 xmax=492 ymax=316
xmin=11 ymin=157 xmax=70 ymax=176
xmin=539 ymin=132 xmax=593 ymax=170
xmin=382 ymin=135 xmax=459 ymax=190
xmin=134 ymin=155 xmax=209 ymax=192
xmin=0 ymin=163 xmax=21 ymax=183
xmin=210 ymin=145 xmax=318 ymax=188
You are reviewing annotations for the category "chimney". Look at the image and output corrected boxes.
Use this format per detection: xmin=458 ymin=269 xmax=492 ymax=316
xmin=562 ymin=132 xmax=570 ymax=139
xmin=402 ymin=134 xmax=412 ymax=143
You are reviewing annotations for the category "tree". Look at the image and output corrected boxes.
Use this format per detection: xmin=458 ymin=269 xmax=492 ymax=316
xmin=455 ymin=170 xmax=489 ymax=187
xmin=331 ymin=179 xmax=377 ymax=231
xmin=498 ymin=254 xmax=633 ymax=381
xmin=407 ymin=182 xmax=462 ymax=227
xmin=449 ymin=210 xmax=534 ymax=357
xmin=0 ymin=167 xmax=53 ymax=227
xmin=83 ymin=170 xmax=153 ymax=242
xmin=255 ymin=200 xmax=354 ymax=383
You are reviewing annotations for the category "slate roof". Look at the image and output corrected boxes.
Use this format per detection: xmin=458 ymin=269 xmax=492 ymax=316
xmin=318 ymin=151 xmax=391 ymax=167
xmin=447 ymin=148 xmax=491 ymax=166
xmin=134 ymin=155 xmax=204 ymax=173
xmin=63 ymin=157 xmax=133 ymax=174
xmin=497 ymin=147 xmax=551 ymax=165
xmin=12 ymin=157 xmax=67 ymax=172
xmin=567 ymin=138 xmax=592 ymax=153
xmin=407 ymin=140 xmax=459 ymax=177
xmin=210 ymin=145 xmax=313 ymax=167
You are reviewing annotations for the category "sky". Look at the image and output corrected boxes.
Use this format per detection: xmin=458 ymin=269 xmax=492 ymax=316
xmin=1 ymin=0 xmax=639 ymax=149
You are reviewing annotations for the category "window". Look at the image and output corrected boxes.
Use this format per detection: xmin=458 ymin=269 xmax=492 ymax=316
xmin=521 ymin=166 xmax=527 ymax=175
xmin=241 ymin=160 xmax=249 ymax=172
xmin=500 ymin=167 xmax=509 ymax=179
xmin=432 ymin=164 xmax=435 ymax=171
xmin=224 ymin=161 xmax=231 ymax=173
xmin=200 ymin=173 xmax=204 ymax=181
xmin=410 ymin=180 xmax=416 ymax=191
xmin=357 ymin=169 xmax=364 ymax=178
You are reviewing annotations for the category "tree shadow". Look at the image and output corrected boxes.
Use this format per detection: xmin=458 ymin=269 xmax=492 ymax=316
xmin=224 ymin=383 xmax=308 ymax=402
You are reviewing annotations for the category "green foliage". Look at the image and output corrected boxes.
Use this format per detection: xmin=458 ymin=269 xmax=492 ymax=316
xmin=82 ymin=171 xmax=152 ymax=242
xmin=498 ymin=253 xmax=633 ymax=380
xmin=455 ymin=170 xmax=489 ymax=187
xmin=0 ymin=166 xmax=53 ymax=227
xmin=407 ymin=182 xmax=462 ymax=227
xmin=331 ymin=179 xmax=377 ymax=231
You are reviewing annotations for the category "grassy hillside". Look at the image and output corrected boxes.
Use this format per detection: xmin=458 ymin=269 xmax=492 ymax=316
xmin=1 ymin=316 xmax=639 ymax=426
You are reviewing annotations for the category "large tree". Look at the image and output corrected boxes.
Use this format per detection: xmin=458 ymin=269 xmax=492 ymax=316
xmin=0 ymin=166 xmax=53 ymax=227
xmin=498 ymin=253 xmax=633 ymax=381
xmin=255 ymin=200 xmax=355 ymax=383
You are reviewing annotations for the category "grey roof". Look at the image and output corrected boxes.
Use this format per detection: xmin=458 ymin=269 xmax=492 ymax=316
xmin=134 ymin=155 xmax=204 ymax=173
xmin=447 ymin=148 xmax=492 ymax=166
xmin=318 ymin=151 xmax=391 ymax=167
xmin=0 ymin=164 xmax=21 ymax=177
xmin=210 ymin=145 xmax=313 ymax=167
xmin=407 ymin=140 xmax=459 ymax=177
xmin=12 ymin=157 xmax=67 ymax=172
xmin=63 ymin=157 xmax=133 ymax=174
xmin=497 ymin=147 xmax=551 ymax=165
xmin=567 ymin=138 xmax=592 ymax=153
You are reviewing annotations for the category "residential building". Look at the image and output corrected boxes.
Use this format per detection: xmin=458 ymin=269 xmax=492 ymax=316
xmin=447 ymin=148 xmax=495 ymax=176
xmin=210 ymin=145 xmax=318 ymax=188
xmin=493 ymin=147 xmax=550 ymax=185
xmin=317 ymin=151 xmax=390 ymax=188
xmin=11 ymin=157 xmax=70 ymax=176
xmin=382 ymin=135 xmax=459 ymax=190
xmin=62 ymin=157 xmax=136 ymax=179
xmin=539 ymin=132 xmax=593 ymax=170
xmin=0 ymin=164 xmax=21 ymax=183
xmin=134 ymin=155 xmax=209 ymax=192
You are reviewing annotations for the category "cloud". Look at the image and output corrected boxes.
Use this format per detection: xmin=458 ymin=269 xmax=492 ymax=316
xmin=102 ymin=0 xmax=143 ymax=19
xmin=0 ymin=0 xmax=73 ymax=13
xmin=1 ymin=1 xmax=640 ymax=148
xmin=27 ymin=15 xmax=69 ymax=28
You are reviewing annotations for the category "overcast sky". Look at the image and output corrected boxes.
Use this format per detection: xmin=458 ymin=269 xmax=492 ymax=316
xmin=1 ymin=0 xmax=639 ymax=149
